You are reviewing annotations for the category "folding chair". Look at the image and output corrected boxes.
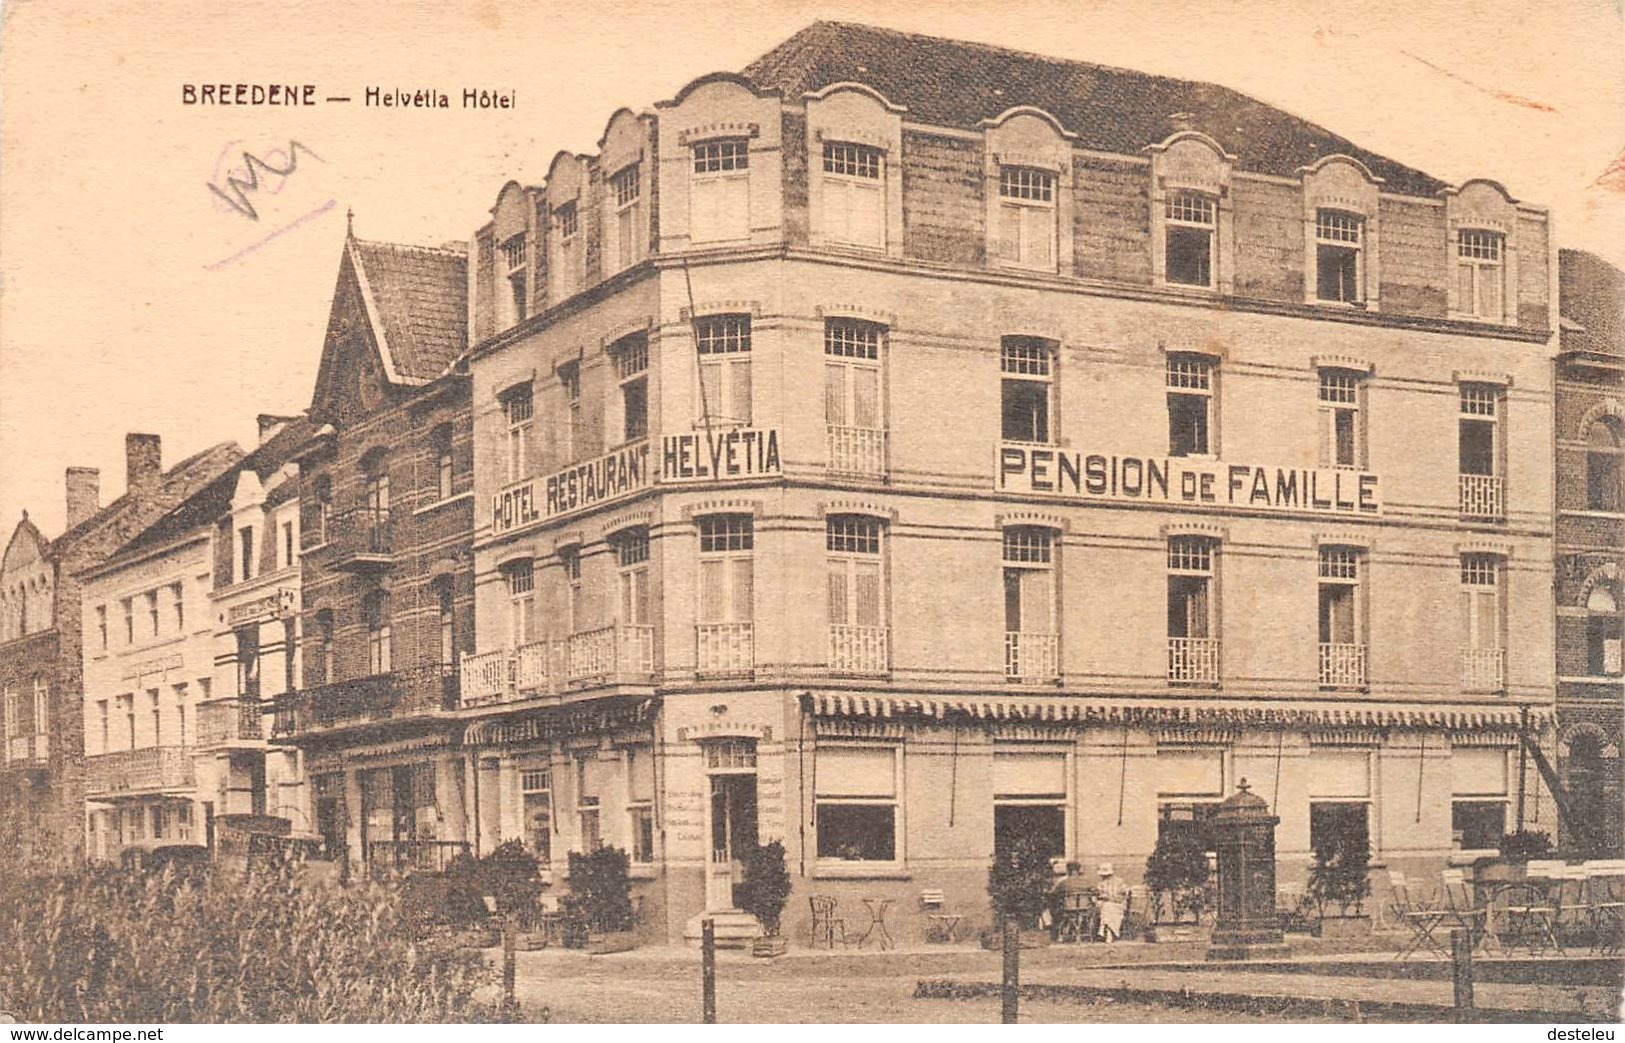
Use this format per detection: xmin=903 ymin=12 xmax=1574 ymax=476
xmin=1553 ymin=865 xmax=1592 ymax=951
xmin=1388 ymin=870 xmax=1450 ymax=960
xmin=1441 ymin=868 xmax=1494 ymax=953
xmin=1583 ymin=863 xmax=1625 ymax=955
xmin=1494 ymin=879 xmax=1562 ymax=955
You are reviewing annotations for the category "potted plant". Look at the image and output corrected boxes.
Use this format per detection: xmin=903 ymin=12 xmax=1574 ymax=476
xmin=476 ymin=840 xmax=546 ymax=949
xmin=1306 ymin=832 xmax=1372 ymax=939
xmin=1143 ymin=830 xmax=1210 ymax=939
xmin=561 ymin=846 xmax=638 ymax=953
xmin=985 ymin=835 xmax=1055 ymax=949
xmin=737 ymin=840 xmax=792 ymax=957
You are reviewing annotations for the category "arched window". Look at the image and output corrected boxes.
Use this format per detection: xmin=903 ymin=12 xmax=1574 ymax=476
xmin=1586 ymin=585 xmax=1622 ymax=676
xmin=1587 ymin=417 xmax=1623 ymax=512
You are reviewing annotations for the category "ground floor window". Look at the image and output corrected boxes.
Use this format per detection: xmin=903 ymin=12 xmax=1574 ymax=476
xmin=575 ymin=752 xmax=605 ymax=854
xmin=815 ymin=745 xmax=899 ymax=862
xmin=627 ymin=744 xmax=655 ymax=865
xmin=1451 ymin=800 xmax=1506 ymax=851
xmin=520 ymin=767 xmax=552 ymax=867
xmin=992 ymin=749 xmax=1067 ymax=860
xmin=1157 ymin=801 xmax=1220 ymax=855
xmin=1309 ymin=801 xmax=1369 ymax=858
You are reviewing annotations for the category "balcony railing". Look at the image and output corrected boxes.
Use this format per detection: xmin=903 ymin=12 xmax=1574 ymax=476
xmin=515 ymin=639 xmax=566 ymax=695
xmin=196 ymin=698 xmax=264 ymax=746
xmin=827 ymin=425 xmax=886 ymax=478
xmin=697 ymin=622 xmax=755 ymax=677
xmin=85 ymin=746 xmax=195 ymax=795
xmin=1459 ymin=474 xmax=1505 ymax=520
xmin=567 ymin=625 xmax=655 ymax=685
xmin=1168 ymin=636 xmax=1222 ymax=685
xmin=1005 ymin=631 xmax=1059 ymax=683
xmin=325 ymin=506 xmax=393 ymax=571
xmin=272 ymin=664 xmax=456 ymax=738
xmin=1319 ymin=642 xmax=1368 ymax=688
xmin=365 ymin=839 xmax=471 ymax=875
xmin=1461 ymin=647 xmax=1506 ymax=692
xmin=830 ymin=624 xmax=889 ymax=676
xmin=4 ymin=734 xmax=46 ymax=765
xmin=459 ymin=648 xmax=513 ymax=706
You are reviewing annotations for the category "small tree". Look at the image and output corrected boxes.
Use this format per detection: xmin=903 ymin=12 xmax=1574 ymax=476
xmin=562 ymin=846 xmax=635 ymax=941
xmin=1144 ymin=830 xmax=1210 ymax=923
xmin=478 ymin=840 xmax=542 ymax=917
xmin=736 ymin=840 xmax=792 ymax=937
xmin=987 ymin=835 xmax=1054 ymax=930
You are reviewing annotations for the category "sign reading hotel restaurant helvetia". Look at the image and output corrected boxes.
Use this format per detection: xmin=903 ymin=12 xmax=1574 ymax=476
xmin=490 ymin=428 xmax=782 ymax=534
xmin=995 ymin=443 xmax=1381 ymax=515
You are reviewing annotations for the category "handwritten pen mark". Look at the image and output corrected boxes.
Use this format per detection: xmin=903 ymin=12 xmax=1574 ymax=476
xmin=205 ymin=199 xmax=337 ymax=270
xmin=1592 ymin=147 xmax=1625 ymax=193
xmin=207 ymin=140 xmax=323 ymax=221
xmin=1397 ymin=48 xmax=1557 ymax=114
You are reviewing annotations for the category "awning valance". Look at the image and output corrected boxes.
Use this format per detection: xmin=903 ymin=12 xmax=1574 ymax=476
xmin=464 ymin=696 xmax=659 ymax=748
xmin=804 ymin=692 xmax=1548 ymax=734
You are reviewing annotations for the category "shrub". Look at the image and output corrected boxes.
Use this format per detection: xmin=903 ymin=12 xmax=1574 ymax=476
xmin=1307 ymin=832 xmax=1372 ymax=918
xmin=478 ymin=840 xmax=543 ymax=917
xmin=1500 ymin=829 xmax=1553 ymax=863
xmin=987 ymin=835 xmax=1054 ymax=929
xmin=562 ymin=846 xmax=635 ymax=939
xmin=0 ymin=860 xmax=507 ymax=1022
xmin=1144 ymin=830 xmax=1211 ymax=923
xmin=735 ymin=841 xmax=792 ymax=936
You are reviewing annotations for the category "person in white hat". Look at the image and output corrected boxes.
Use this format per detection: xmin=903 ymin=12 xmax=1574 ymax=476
xmin=1096 ymin=862 xmax=1126 ymax=942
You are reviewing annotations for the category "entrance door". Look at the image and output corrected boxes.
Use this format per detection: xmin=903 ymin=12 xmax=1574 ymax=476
xmin=707 ymin=773 xmax=758 ymax=910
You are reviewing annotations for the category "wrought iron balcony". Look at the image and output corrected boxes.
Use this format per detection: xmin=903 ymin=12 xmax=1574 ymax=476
xmin=1459 ymin=474 xmax=1505 ymax=521
xmin=1005 ymin=631 xmax=1059 ymax=683
xmin=827 ymin=425 xmax=887 ymax=478
xmin=323 ymin=506 xmax=393 ymax=572
xmin=1460 ymin=647 xmax=1506 ymax=692
xmin=697 ymin=622 xmax=754 ymax=677
xmin=271 ymin=664 xmax=456 ymax=738
xmin=1319 ymin=642 xmax=1368 ymax=689
xmin=85 ymin=746 xmax=195 ymax=796
xmin=829 ymin=624 xmax=889 ymax=676
xmin=1168 ymin=636 xmax=1221 ymax=685
xmin=196 ymin=698 xmax=265 ymax=746
xmin=567 ymin=625 xmax=655 ymax=685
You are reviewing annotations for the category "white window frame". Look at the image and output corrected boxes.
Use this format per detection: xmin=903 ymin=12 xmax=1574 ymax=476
xmin=996 ymin=166 xmax=1057 ymax=271
xmin=613 ymin=337 xmax=649 ymax=445
xmin=1164 ymin=191 xmax=1217 ymax=288
xmin=1000 ymin=338 xmax=1055 ymax=445
xmin=697 ymin=515 xmax=753 ymax=626
xmin=365 ymin=593 xmax=391 ymax=675
xmin=695 ymin=315 xmax=752 ymax=426
xmin=1456 ymin=229 xmax=1505 ymax=322
xmin=1167 ymin=536 xmax=1217 ymax=641
xmin=520 ymin=765 xmax=554 ymax=867
xmin=616 ymin=528 xmax=651 ymax=627
xmin=690 ymin=138 xmax=750 ymax=245
xmin=1003 ymin=527 xmax=1056 ymax=636
xmin=499 ymin=232 xmax=527 ymax=327
xmin=813 ymin=742 xmax=903 ymax=870
xmin=624 ymin=745 xmax=655 ymax=866
xmin=505 ymin=560 xmax=534 ymax=650
xmin=502 ymin=384 xmax=534 ymax=485
xmin=820 ymin=141 xmax=885 ymax=249
xmin=1314 ymin=209 xmax=1364 ymax=304
xmin=1459 ymin=383 xmax=1502 ymax=478
xmin=610 ymin=162 xmax=642 ymax=272
xmin=1318 ymin=369 xmax=1364 ymax=469
xmin=1167 ymin=354 xmax=1216 ymax=458
xmin=827 ymin=516 xmax=885 ymax=631
xmin=824 ymin=319 xmax=886 ymax=474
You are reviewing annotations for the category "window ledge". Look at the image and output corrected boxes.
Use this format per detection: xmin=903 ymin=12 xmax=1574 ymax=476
xmin=413 ymin=491 xmax=474 ymax=517
xmin=628 ymin=864 xmax=659 ymax=881
xmin=1560 ymin=509 xmax=1625 ymax=520
xmin=1449 ymin=849 xmax=1499 ymax=866
xmin=812 ymin=862 xmax=911 ymax=881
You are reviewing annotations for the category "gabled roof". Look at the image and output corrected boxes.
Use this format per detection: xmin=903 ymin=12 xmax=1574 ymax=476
xmin=742 ymin=21 xmax=1447 ymax=197
xmin=349 ymin=236 xmax=468 ymax=382
xmin=54 ymin=441 xmax=245 ymax=560
xmin=1 ymin=515 xmax=49 ymax=577
xmin=106 ymin=417 xmax=317 ymax=564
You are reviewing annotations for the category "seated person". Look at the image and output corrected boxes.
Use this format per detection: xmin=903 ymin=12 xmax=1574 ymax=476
xmin=1096 ymin=862 xmax=1127 ymax=943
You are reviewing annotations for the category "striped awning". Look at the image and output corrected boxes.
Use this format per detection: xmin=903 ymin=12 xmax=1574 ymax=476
xmin=805 ymin=692 xmax=1549 ymax=733
xmin=464 ymin=696 xmax=659 ymax=748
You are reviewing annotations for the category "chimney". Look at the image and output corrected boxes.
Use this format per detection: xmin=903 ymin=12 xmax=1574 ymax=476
xmin=65 ymin=467 xmax=100 ymax=528
xmin=126 ymin=433 xmax=162 ymax=493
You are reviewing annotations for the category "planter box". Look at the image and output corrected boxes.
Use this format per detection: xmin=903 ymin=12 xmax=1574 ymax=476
xmin=585 ymin=930 xmax=638 ymax=954
xmin=752 ymin=935 xmax=788 ymax=958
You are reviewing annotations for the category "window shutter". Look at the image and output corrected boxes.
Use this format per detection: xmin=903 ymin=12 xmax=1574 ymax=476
xmin=1155 ymin=749 xmax=1224 ymax=796
xmin=853 ymin=368 xmax=880 ymax=429
xmin=853 ymin=181 xmax=884 ymax=247
xmin=730 ymin=359 xmax=752 ymax=424
xmin=854 ymin=560 xmax=882 ymax=627
xmin=824 ymin=364 xmax=847 ymax=426
xmin=827 ymin=562 xmax=849 ymax=625
xmin=721 ymin=178 xmax=750 ymax=242
xmin=691 ymin=178 xmax=719 ymax=242
xmin=699 ymin=559 xmax=723 ymax=624
xmin=1019 ymin=570 xmax=1053 ymax=632
xmin=1307 ymin=749 xmax=1370 ymax=798
xmin=1023 ymin=206 xmax=1053 ymax=267
xmin=998 ymin=205 xmax=1021 ymax=261
xmin=817 ymin=747 xmax=896 ymax=797
xmin=731 ymin=557 xmax=753 ymax=623
xmin=1451 ymin=747 xmax=1508 ymax=796
xmin=700 ymin=361 xmax=721 ymax=422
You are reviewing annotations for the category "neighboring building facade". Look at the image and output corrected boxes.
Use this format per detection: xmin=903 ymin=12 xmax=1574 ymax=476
xmin=1555 ymin=248 xmax=1624 ymax=858
xmin=2 ymin=436 xmax=240 ymax=868
xmin=270 ymin=232 xmax=476 ymax=872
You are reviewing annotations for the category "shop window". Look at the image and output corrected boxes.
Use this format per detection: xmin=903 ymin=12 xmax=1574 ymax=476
xmin=1309 ymin=802 xmax=1369 ymax=860
xmin=815 ymin=745 xmax=899 ymax=862
xmin=1452 ymin=801 xmax=1506 ymax=851
xmin=1157 ymin=801 xmax=1221 ymax=856
xmin=1450 ymin=746 xmax=1508 ymax=850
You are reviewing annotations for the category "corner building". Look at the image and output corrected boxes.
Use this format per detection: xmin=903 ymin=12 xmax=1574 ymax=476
xmin=461 ymin=23 xmax=1559 ymax=945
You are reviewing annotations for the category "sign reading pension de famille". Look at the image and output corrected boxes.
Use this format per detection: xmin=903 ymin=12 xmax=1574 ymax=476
xmin=490 ymin=428 xmax=783 ymax=534
xmin=995 ymin=443 xmax=1381 ymax=515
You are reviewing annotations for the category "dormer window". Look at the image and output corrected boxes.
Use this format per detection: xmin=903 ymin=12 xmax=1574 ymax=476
xmin=690 ymin=138 xmax=750 ymax=244
xmin=1164 ymin=191 xmax=1216 ymax=287
xmin=500 ymin=234 xmax=527 ymax=326
xmin=1457 ymin=230 xmax=1504 ymax=321
xmin=1315 ymin=210 xmax=1363 ymax=304
xmin=821 ymin=142 xmax=884 ymax=249
xmin=556 ymin=202 xmax=579 ymax=242
xmin=996 ymin=166 xmax=1056 ymax=271
xmin=610 ymin=163 xmax=643 ymax=271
